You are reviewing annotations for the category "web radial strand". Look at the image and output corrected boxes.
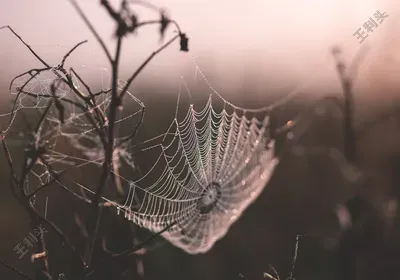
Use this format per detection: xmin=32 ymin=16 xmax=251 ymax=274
xmin=110 ymin=94 xmax=279 ymax=254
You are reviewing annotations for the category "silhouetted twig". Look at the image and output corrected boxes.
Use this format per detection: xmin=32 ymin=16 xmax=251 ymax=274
xmin=0 ymin=259 xmax=34 ymax=280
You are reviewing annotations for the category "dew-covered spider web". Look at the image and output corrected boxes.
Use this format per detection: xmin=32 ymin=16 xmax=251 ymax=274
xmin=0 ymin=49 xmax=143 ymax=193
xmin=112 ymin=94 xmax=280 ymax=253
xmin=1 ymin=50 xmax=308 ymax=254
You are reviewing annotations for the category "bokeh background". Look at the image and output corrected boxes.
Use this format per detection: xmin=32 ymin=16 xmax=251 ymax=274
xmin=0 ymin=0 xmax=400 ymax=279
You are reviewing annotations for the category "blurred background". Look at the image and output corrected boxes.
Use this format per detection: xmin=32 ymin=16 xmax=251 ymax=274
xmin=0 ymin=0 xmax=400 ymax=279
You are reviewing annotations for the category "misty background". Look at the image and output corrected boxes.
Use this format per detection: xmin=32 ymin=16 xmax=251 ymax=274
xmin=0 ymin=0 xmax=400 ymax=279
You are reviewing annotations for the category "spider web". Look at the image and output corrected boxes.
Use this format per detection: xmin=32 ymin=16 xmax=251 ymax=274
xmin=109 ymin=95 xmax=279 ymax=254
xmin=2 ymin=54 xmax=302 ymax=254
xmin=98 ymin=64 xmax=287 ymax=254
xmin=1 ymin=53 xmax=143 ymax=195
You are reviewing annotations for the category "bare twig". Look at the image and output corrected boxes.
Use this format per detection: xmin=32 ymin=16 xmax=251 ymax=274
xmin=265 ymin=265 xmax=280 ymax=280
xmin=84 ymin=31 xmax=123 ymax=269
xmin=59 ymin=40 xmax=88 ymax=69
xmin=119 ymin=34 xmax=179 ymax=100
xmin=0 ymin=131 xmax=20 ymax=186
xmin=4 ymin=69 xmax=46 ymax=134
xmin=117 ymin=106 xmax=145 ymax=146
xmin=33 ymin=102 xmax=53 ymax=135
xmin=38 ymin=157 xmax=92 ymax=205
xmin=0 ymin=26 xmax=50 ymax=67
xmin=113 ymin=221 xmax=177 ymax=258
xmin=27 ymin=170 xmax=66 ymax=199
xmin=288 ymin=235 xmax=301 ymax=280
xmin=68 ymin=0 xmax=112 ymax=63
xmin=26 ymin=199 xmax=86 ymax=272
xmin=332 ymin=47 xmax=356 ymax=164
xmin=332 ymin=45 xmax=369 ymax=164
xmin=0 ymin=259 xmax=34 ymax=280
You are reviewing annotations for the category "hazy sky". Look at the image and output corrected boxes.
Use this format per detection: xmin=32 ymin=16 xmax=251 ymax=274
xmin=0 ymin=0 xmax=399 ymax=104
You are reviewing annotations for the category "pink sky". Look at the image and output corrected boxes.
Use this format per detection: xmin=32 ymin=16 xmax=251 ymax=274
xmin=0 ymin=0 xmax=398 ymax=105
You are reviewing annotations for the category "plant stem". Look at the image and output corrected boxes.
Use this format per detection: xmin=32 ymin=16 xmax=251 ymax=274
xmin=84 ymin=36 xmax=123 ymax=271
